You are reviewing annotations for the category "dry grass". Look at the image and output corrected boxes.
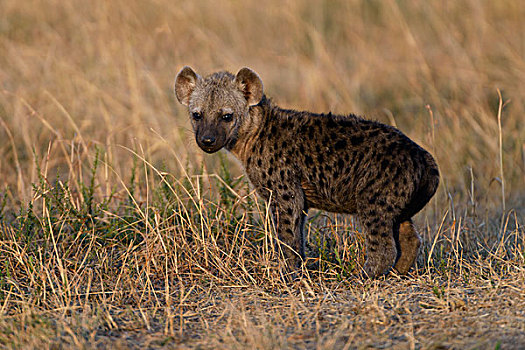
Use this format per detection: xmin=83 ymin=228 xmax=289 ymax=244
xmin=0 ymin=0 xmax=524 ymax=348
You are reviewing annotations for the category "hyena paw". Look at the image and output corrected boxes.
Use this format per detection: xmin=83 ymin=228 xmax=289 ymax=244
xmin=362 ymin=253 xmax=396 ymax=278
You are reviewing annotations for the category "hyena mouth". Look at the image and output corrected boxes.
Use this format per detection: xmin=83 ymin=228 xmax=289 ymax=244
xmin=198 ymin=144 xmax=223 ymax=154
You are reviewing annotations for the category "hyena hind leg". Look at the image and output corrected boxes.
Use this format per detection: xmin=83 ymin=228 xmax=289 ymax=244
xmin=362 ymin=217 xmax=397 ymax=278
xmin=393 ymin=219 xmax=421 ymax=275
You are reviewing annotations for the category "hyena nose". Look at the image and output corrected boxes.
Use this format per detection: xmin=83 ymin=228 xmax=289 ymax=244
xmin=201 ymin=136 xmax=216 ymax=146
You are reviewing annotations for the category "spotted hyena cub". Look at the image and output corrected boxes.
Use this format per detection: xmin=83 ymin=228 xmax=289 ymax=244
xmin=174 ymin=66 xmax=439 ymax=278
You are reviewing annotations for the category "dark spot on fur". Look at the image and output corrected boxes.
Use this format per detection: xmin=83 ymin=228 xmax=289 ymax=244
xmin=327 ymin=118 xmax=337 ymax=128
xmin=282 ymin=194 xmax=290 ymax=201
xmin=300 ymin=124 xmax=308 ymax=134
xmin=271 ymin=125 xmax=276 ymax=134
xmin=318 ymin=154 xmax=324 ymax=163
xmin=381 ymin=159 xmax=389 ymax=171
xmin=335 ymin=139 xmax=347 ymax=150
xmin=381 ymin=232 xmax=390 ymax=238
xmin=283 ymin=218 xmax=291 ymax=225
xmin=257 ymin=159 xmax=262 ymax=167
xmin=368 ymin=130 xmax=380 ymax=138
xmin=308 ymin=126 xmax=315 ymax=139
xmin=339 ymin=119 xmax=354 ymax=127
xmin=351 ymin=135 xmax=364 ymax=146
xmin=337 ymin=159 xmax=344 ymax=169
xmin=287 ymin=208 xmax=293 ymax=215
xmin=305 ymin=155 xmax=313 ymax=165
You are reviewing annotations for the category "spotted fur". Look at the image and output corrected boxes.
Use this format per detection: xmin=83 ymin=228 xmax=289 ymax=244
xmin=174 ymin=66 xmax=439 ymax=278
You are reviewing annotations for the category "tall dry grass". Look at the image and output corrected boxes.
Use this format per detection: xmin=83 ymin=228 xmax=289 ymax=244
xmin=1 ymin=0 xmax=524 ymax=204
xmin=0 ymin=0 xmax=524 ymax=348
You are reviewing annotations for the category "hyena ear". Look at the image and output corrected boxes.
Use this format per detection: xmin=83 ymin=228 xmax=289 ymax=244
xmin=175 ymin=66 xmax=200 ymax=106
xmin=235 ymin=67 xmax=263 ymax=106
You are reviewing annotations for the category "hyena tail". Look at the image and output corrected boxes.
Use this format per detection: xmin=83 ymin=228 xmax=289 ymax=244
xmin=401 ymin=151 xmax=440 ymax=220
xmin=423 ymin=152 xmax=440 ymax=200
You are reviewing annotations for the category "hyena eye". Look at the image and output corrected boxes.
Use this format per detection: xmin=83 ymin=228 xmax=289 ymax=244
xmin=221 ymin=113 xmax=233 ymax=122
xmin=191 ymin=112 xmax=202 ymax=120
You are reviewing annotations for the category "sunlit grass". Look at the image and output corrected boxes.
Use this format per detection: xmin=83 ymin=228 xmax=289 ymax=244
xmin=0 ymin=0 xmax=524 ymax=348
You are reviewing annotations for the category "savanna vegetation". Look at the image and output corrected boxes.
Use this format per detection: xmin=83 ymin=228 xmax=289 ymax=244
xmin=0 ymin=0 xmax=524 ymax=348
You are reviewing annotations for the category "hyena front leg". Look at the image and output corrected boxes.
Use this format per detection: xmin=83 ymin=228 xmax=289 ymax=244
xmin=270 ymin=189 xmax=306 ymax=269
xmin=361 ymin=216 xmax=397 ymax=278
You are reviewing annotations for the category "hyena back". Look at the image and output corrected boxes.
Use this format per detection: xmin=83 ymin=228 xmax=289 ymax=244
xmin=174 ymin=66 xmax=439 ymax=278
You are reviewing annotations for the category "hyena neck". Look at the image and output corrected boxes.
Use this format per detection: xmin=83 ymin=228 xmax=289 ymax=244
xmin=228 ymin=95 xmax=272 ymax=163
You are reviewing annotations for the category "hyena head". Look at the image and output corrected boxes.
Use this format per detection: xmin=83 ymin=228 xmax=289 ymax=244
xmin=174 ymin=66 xmax=263 ymax=153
